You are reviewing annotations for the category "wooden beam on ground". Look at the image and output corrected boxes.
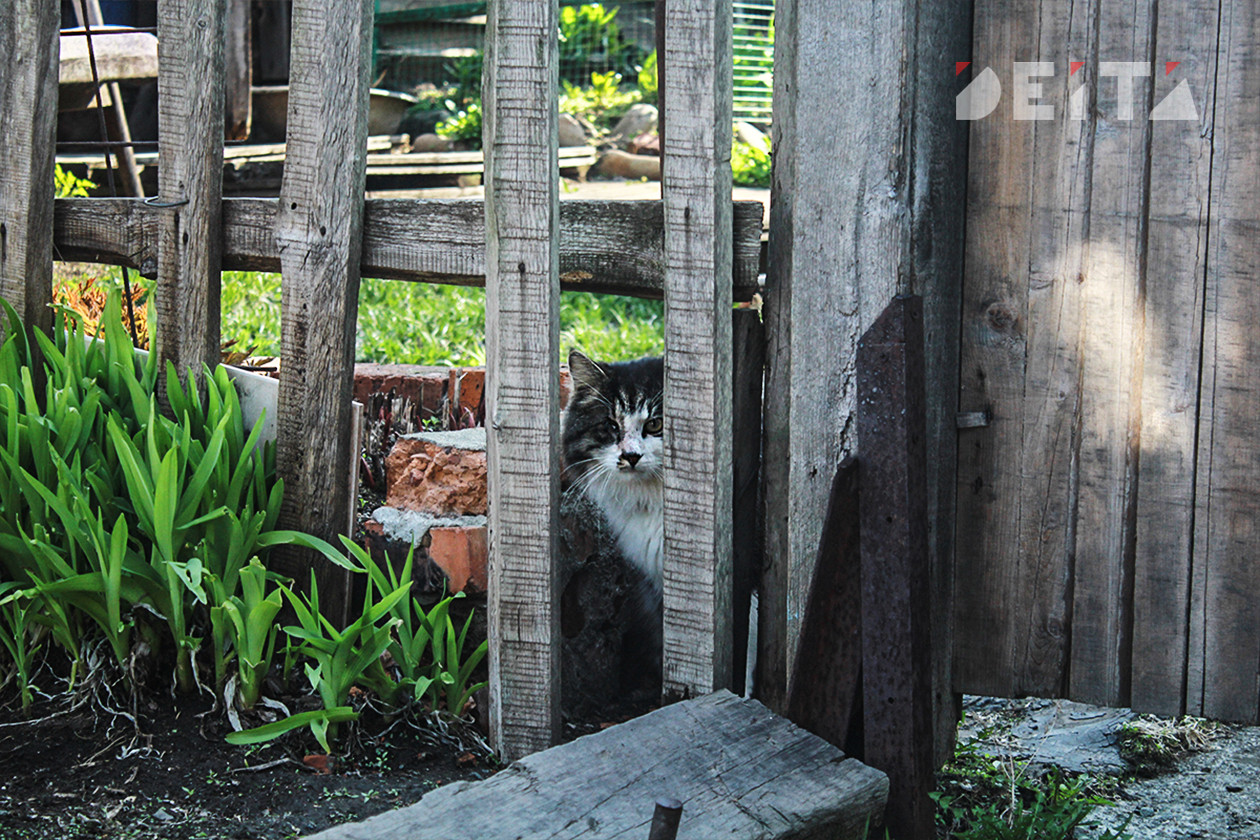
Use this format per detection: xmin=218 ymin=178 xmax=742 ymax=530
xmin=660 ymin=0 xmax=734 ymax=699
xmin=154 ymin=0 xmax=225 ymax=383
xmin=786 ymin=457 xmax=862 ymax=757
xmin=53 ymin=197 xmax=764 ymax=301
xmin=0 ymin=0 xmax=59 ymax=342
xmin=302 ymin=692 xmax=889 ymax=840
xmin=271 ymin=0 xmax=374 ymax=625
xmin=483 ymin=0 xmax=561 ymax=761
xmin=857 ymin=296 xmax=933 ymax=840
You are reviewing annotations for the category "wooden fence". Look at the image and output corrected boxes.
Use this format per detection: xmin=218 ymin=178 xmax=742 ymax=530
xmin=5 ymin=0 xmax=978 ymax=766
xmin=955 ymin=0 xmax=1260 ymax=723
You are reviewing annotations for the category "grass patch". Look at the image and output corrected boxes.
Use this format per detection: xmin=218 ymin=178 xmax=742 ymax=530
xmin=222 ymin=270 xmax=663 ymax=366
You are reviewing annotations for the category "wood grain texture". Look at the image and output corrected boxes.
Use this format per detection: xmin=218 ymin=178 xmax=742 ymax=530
xmin=1131 ymin=0 xmax=1218 ymax=717
xmin=155 ymin=0 xmax=225 ymax=383
xmin=0 ymin=0 xmax=59 ymax=341
xmin=224 ymin=0 xmax=252 ymax=141
xmin=858 ymin=298 xmax=934 ymax=840
xmin=762 ymin=0 xmax=967 ymax=729
xmin=1068 ymin=0 xmax=1153 ymax=708
xmin=660 ymin=0 xmax=734 ymax=698
xmin=272 ymin=0 xmax=374 ymax=624
xmin=52 ymin=198 xmax=763 ymax=300
xmin=1194 ymin=0 xmax=1260 ymax=723
xmin=58 ymin=30 xmax=158 ymax=83
xmin=303 ymin=692 xmax=888 ymax=840
xmin=482 ymin=0 xmax=561 ymax=760
xmin=785 ymin=457 xmax=861 ymax=757
xmin=955 ymin=0 xmax=1086 ymax=699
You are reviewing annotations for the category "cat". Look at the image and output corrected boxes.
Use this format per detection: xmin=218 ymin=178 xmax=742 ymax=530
xmin=561 ymin=349 xmax=665 ymax=605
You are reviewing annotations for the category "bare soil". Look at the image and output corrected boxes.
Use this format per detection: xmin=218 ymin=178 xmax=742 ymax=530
xmin=0 ymin=691 xmax=490 ymax=840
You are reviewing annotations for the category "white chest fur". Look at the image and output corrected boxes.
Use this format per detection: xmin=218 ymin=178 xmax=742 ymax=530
xmin=585 ymin=475 xmax=664 ymax=591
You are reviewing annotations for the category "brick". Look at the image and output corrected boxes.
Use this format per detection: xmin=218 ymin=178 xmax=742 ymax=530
xmin=448 ymin=367 xmax=485 ymax=428
xmin=428 ymin=525 xmax=488 ymax=594
xmin=385 ymin=428 xmax=488 ymax=516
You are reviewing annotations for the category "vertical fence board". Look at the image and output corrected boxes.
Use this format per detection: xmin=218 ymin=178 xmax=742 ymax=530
xmin=956 ymin=0 xmax=1091 ymax=698
xmin=483 ymin=0 xmax=561 ymax=759
xmin=224 ymin=0 xmax=252 ymax=142
xmin=1131 ymin=0 xmax=1218 ymax=717
xmin=0 ymin=0 xmax=58 ymax=340
xmin=156 ymin=0 xmax=226 ymax=382
xmin=661 ymin=0 xmax=734 ymax=698
xmin=859 ymin=297 xmax=934 ymax=840
xmin=273 ymin=0 xmax=374 ymax=622
xmin=1068 ymin=0 xmax=1153 ymax=708
xmin=1196 ymin=0 xmax=1260 ymax=723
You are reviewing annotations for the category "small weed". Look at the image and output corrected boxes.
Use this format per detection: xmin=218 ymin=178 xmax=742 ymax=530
xmin=1116 ymin=715 xmax=1221 ymax=776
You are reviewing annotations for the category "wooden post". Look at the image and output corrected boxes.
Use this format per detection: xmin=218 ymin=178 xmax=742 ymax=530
xmin=483 ymin=0 xmax=561 ymax=760
xmin=155 ymin=0 xmax=226 ymax=382
xmin=660 ymin=0 xmax=733 ymax=698
xmin=762 ymin=0 xmax=967 ymax=760
xmin=273 ymin=0 xmax=374 ymax=624
xmin=858 ymin=295 xmax=933 ymax=840
xmin=224 ymin=0 xmax=252 ymax=142
xmin=785 ymin=457 xmax=862 ymax=757
xmin=0 ymin=0 xmax=59 ymax=341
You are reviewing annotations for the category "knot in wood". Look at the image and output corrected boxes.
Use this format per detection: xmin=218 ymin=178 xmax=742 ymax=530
xmin=984 ymin=301 xmax=1018 ymax=335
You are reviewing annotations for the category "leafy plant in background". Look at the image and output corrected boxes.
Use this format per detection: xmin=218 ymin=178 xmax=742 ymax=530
xmin=731 ymin=132 xmax=771 ymax=188
xmin=558 ymin=3 xmax=643 ymax=85
xmin=55 ymin=164 xmax=95 ymax=198
xmin=436 ymin=100 xmax=484 ymax=149
xmin=732 ymin=15 xmax=774 ymax=120
xmin=637 ymin=50 xmax=657 ymax=104
xmin=560 ymin=70 xmax=642 ymax=128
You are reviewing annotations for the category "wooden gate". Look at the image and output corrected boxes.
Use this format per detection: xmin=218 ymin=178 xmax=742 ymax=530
xmin=955 ymin=0 xmax=1260 ymax=722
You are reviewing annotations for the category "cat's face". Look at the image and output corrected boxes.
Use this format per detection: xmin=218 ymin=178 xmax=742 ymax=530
xmin=562 ymin=350 xmax=664 ymax=489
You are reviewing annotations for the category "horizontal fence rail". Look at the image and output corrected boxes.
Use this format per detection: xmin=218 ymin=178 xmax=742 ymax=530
xmin=53 ymin=198 xmax=764 ymax=300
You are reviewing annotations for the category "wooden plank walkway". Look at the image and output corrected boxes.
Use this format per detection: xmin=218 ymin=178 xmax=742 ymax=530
xmin=303 ymin=692 xmax=887 ymax=840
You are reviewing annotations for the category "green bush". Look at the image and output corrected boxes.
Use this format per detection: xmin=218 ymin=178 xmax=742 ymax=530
xmin=559 ymin=4 xmax=643 ymax=85
xmin=732 ymin=133 xmax=771 ymax=188
xmin=436 ymin=100 xmax=484 ymax=149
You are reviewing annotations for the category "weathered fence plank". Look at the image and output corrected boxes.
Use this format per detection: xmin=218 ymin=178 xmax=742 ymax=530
xmin=858 ymin=297 xmax=934 ymax=840
xmin=53 ymin=198 xmax=764 ymax=300
xmin=1068 ymin=0 xmax=1153 ymax=708
xmin=155 ymin=0 xmax=226 ymax=383
xmin=302 ymin=692 xmax=888 ymax=840
xmin=785 ymin=457 xmax=861 ymax=756
xmin=955 ymin=0 xmax=1087 ymax=699
xmin=1131 ymin=0 xmax=1218 ymax=717
xmin=763 ymin=0 xmax=967 ymax=758
xmin=271 ymin=0 xmax=375 ymax=623
xmin=0 ymin=0 xmax=59 ymax=341
xmin=661 ymin=0 xmax=734 ymax=698
xmin=1195 ymin=0 xmax=1260 ymax=723
xmin=224 ymin=0 xmax=252 ymax=141
xmin=482 ymin=0 xmax=561 ymax=759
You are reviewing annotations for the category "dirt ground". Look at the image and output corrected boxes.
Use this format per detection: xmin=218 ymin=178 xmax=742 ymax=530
xmin=962 ymin=695 xmax=1260 ymax=839
xmin=0 ymin=690 xmax=492 ymax=840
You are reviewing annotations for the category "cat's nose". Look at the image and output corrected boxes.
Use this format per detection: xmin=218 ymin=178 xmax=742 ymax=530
xmin=621 ymin=452 xmax=642 ymax=468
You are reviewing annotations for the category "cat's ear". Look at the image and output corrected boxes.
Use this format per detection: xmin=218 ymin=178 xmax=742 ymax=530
xmin=568 ymin=349 xmax=606 ymax=392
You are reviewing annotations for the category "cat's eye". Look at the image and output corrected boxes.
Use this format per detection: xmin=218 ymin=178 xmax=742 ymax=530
xmin=605 ymin=419 xmax=620 ymax=437
xmin=644 ymin=417 xmax=663 ymax=435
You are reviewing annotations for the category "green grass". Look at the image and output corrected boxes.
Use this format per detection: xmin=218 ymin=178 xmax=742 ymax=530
xmin=221 ymin=270 xmax=663 ymax=366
